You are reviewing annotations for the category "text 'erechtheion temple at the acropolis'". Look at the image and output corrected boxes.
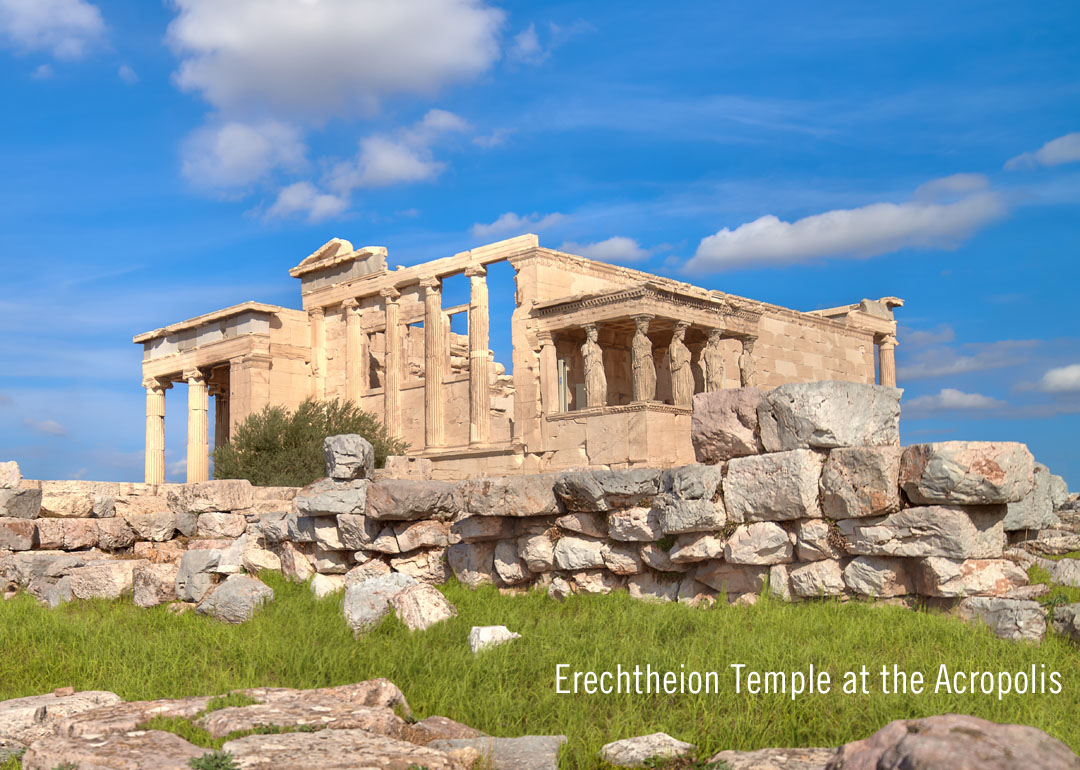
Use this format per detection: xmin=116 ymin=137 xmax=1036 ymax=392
xmin=134 ymin=234 xmax=903 ymax=482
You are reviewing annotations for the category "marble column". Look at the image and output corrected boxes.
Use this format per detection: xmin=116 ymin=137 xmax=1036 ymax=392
xmin=308 ymin=306 xmax=326 ymax=400
xmin=466 ymin=265 xmax=492 ymax=445
xmin=143 ymin=377 xmax=169 ymax=485
xmin=185 ymin=368 xmax=209 ymax=483
xmin=878 ymin=333 xmax=897 ymax=387
xmin=210 ymin=383 xmax=230 ymax=451
xmin=421 ymin=277 xmax=446 ymax=448
xmin=537 ymin=331 xmax=558 ymax=415
xmin=381 ymin=287 xmax=403 ymax=439
xmin=738 ymin=337 xmax=757 ymax=388
xmin=342 ymin=298 xmax=364 ymax=403
xmin=631 ymin=315 xmax=656 ymax=402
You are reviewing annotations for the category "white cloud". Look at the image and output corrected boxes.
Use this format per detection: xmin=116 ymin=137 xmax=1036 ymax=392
xmin=22 ymin=418 xmax=67 ymax=436
xmin=902 ymin=324 xmax=955 ymax=348
xmin=181 ymin=120 xmax=307 ymax=189
xmin=30 ymin=63 xmax=52 ymax=79
xmin=1006 ymin=132 xmax=1080 ymax=170
xmin=898 ymin=339 xmax=1039 ymax=380
xmin=688 ymin=178 xmax=1006 ymax=272
xmin=165 ymin=0 xmax=503 ymax=121
xmin=327 ymin=109 xmax=469 ymax=192
xmin=912 ymin=173 xmax=989 ymax=202
xmin=117 ymin=63 xmax=137 ymax=85
xmin=509 ymin=23 xmax=545 ymax=63
xmin=472 ymin=211 xmax=565 ymax=238
xmin=559 ymin=236 xmax=651 ymax=262
xmin=0 ymin=0 xmax=104 ymax=59
xmin=473 ymin=128 xmax=511 ymax=148
xmin=905 ymin=388 xmax=1006 ymax=412
xmin=266 ymin=182 xmax=347 ymax=223
xmin=1038 ymin=363 xmax=1080 ymax=393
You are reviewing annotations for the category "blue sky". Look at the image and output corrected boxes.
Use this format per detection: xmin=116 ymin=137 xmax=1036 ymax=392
xmin=1 ymin=0 xmax=1078 ymax=486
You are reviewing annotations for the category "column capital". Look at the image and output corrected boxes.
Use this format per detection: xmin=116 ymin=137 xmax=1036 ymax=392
xmin=380 ymin=286 xmax=401 ymax=302
xmin=142 ymin=377 xmax=172 ymax=392
xmin=308 ymin=305 xmax=325 ymax=319
xmin=537 ymin=330 xmax=554 ymax=346
xmin=632 ymin=314 xmax=654 ymax=324
xmin=878 ymin=333 xmax=898 ymax=348
xmin=419 ymin=276 xmax=442 ymax=292
xmin=341 ymin=297 xmax=360 ymax=311
xmin=674 ymin=320 xmax=691 ymax=332
xmin=465 ymin=264 xmax=487 ymax=278
xmin=182 ymin=368 xmax=206 ymax=384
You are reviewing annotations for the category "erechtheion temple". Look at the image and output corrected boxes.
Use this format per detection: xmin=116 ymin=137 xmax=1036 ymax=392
xmin=135 ymin=234 xmax=902 ymax=482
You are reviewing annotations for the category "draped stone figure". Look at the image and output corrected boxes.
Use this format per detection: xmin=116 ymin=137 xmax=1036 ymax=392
xmin=668 ymin=322 xmax=693 ymax=407
xmin=631 ymin=316 xmax=656 ymax=401
xmin=581 ymin=324 xmax=607 ymax=408
xmin=703 ymin=328 xmax=726 ymax=392
xmin=739 ymin=338 xmax=756 ymax=387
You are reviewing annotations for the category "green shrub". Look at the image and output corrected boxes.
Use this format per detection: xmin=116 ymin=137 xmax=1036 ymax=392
xmin=212 ymin=397 xmax=407 ymax=486
xmin=189 ymin=751 xmax=238 ymax=770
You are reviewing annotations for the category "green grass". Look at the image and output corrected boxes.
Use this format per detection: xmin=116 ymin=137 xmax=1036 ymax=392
xmin=1044 ymin=551 xmax=1080 ymax=561
xmin=2 ymin=572 xmax=1079 ymax=769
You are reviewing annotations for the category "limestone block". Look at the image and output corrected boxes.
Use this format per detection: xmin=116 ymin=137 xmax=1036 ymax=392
xmin=343 ymin=572 xmax=418 ymax=633
xmin=278 ymin=541 xmax=315 ymax=582
xmin=0 ymin=461 xmax=19 ymax=489
xmin=197 ymin=574 xmax=274 ymax=623
xmin=241 ymin=544 xmax=281 ymax=574
xmin=337 ymin=513 xmax=380 ymax=549
xmin=68 ymin=559 xmax=145 ymax=600
xmin=691 ymin=388 xmax=767 ymax=463
xmin=795 ymin=519 xmax=842 ymax=562
xmin=175 ymin=549 xmax=221 ymax=602
xmin=167 ymin=479 xmax=253 ymax=514
xmin=132 ymin=540 xmax=185 ymax=565
xmin=39 ymin=492 xmax=95 ymax=519
xmin=553 ymin=536 xmax=605 ymax=570
xmin=34 ymin=519 xmax=97 ymax=551
xmin=295 ymin=478 xmax=369 ymax=517
xmin=21 ymin=730 xmax=204 ymax=770
xmin=134 ymin=562 xmax=179 ymax=608
xmin=312 ymin=547 xmax=350 ymax=574
xmin=769 ymin=564 xmax=792 ymax=601
xmin=669 ymin=533 xmax=725 ymax=563
xmin=758 ymin=381 xmax=901 ymax=452
xmin=458 ymin=474 xmax=559 ymax=517
xmin=627 ymin=572 xmax=681 ymax=602
xmin=324 ymin=434 xmax=375 ymax=480
xmin=344 ymin=560 xmax=391 ymax=586
xmin=608 ymin=507 xmax=662 ymax=542
xmin=312 ymin=517 xmax=346 ymax=551
xmin=311 ymin=573 xmax=345 ymax=598
xmin=493 ymin=540 xmax=530 ymax=584
xmin=0 ymin=487 xmax=41 ymax=519
xmin=123 ymin=511 xmax=176 ymax=542
xmin=601 ymin=541 xmax=644 ymax=574
xmin=555 ymin=512 xmax=608 ymax=538
xmin=367 ymin=479 xmax=458 ymax=521
xmin=1049 ymin=474 xmax=1069 ymax=511
xmin=653 ymin=496 xmax=726 ymax=535
xmin=679 ymin=578 xmax=719 ymax=607
xmin=570 ymin=569 xmax=622 ymax=595
xmin=0 ymin=518 xmax=37 ymax=550
xmin=390 ymin=583 xmax=456 ymax=631
xmin=912 ymin=557 xmax=1028 ymax=598
xmin=223 ymin=729 xmax=462 ymax=770
xmin=1004 ymin=463 xmax=1059 ymax=531
xmin=693 ymin=562 xmax=768 ymax=595
xmin=1050 ymin=603 xmax=1080 ymax=643
xmin=553 ymin=468 xmax=660 ymax=511
xmin=661 ymin=463 xmax=723 ymax=500
xmin=601 ymin=733 xmax=696 ymax=767
xmin=468 ymin=625 xmax=521 ymax=653
xmin=842 ymin=556 xmax=912 ymax=597
xmin=838 ymin=506 xmax=1006 ymax=559
xmin=370 ymin=527 xmax=401 ymax=554
xmin=255 ymin=511 xmax=290 ymax=543
xmin=382 ymin=455 xmax=433 ymax=479
xmin=447 ymin=541 xmax=497 ymax=587
xmin=820 ymin=446 xmax=903 ymax=519
xmin=956 ymin=597 xmax=1047 ymax=642
xmin=725 ymin=522 xmax=793 ymax=565
xmin=394 ymin=519 xmax=452 ymax=551
xmin=709 ymin=748 xmax=836 ymax=769
xmin=899 ymin=441 xmax=1035 ymax=505
xmin=196 ymin=512 xmax=246 ymax=539
xmin=390 ymin=548 xmax=450 ymax=583
xmin=789 ymin=560 xmax=846 ymax=598
xmin=285 ymin=514 xmax=317 ymax=543
xmin=724 ymin=449 xmax=823 ymax=521
xmin=452 ymin=515 xmax=515 ymax=543
xmin=0 ymin=689 xmax=122 ymax=747
xmin=173 ymin=511 xmax=197 ymax=537
xmin=518 ymin=533 xmax=555 ymax=572
xmin=639 ymin=543 xmax=689 ymax=573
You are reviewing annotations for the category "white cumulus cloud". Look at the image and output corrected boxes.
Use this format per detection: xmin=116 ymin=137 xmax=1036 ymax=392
xmin=266 ymin=181 xmax=347 ymax=223
xmin=472 ymin=211 xmax=565 ymax=238
xmin=559 ymin=236 xmax=651 ymax=262
xmin=22 ymin=417 xmax=67 ymax=436
xmin=165 ymin=0 xmax=504 ymax=121
xmin=905 ymin=389 xmax=1006 ymax=412
xmin=181 ymin=120 xmax=307 ymax=189
xmin=1038 ymin=363 xmax=1080 ymax=393
xmin=0 ymin=0 xmax=105 ymax=59
xmin=688 ymin=177 xmax=1006 ymax=272
xmin=1006 ymin=132 xmax=1080 ymax=170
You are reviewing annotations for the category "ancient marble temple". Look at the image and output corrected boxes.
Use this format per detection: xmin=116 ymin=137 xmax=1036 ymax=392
xmin=134 ymin=235 xmax=902 ymax=482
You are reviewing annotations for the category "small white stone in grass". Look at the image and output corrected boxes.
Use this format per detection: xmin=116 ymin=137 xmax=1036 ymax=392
xmin=468 ymin=625 xmax=521 ymax=654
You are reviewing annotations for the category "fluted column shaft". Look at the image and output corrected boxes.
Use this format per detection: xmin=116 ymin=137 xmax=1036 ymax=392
xmin=421 ymin=277 xmax=446 ymax=448
xmin=381 ymin=287 xmax=403 ymax=439
xmin=467 ymin=265 xmax=492 ymax=445
xmin=879 ymin=334 xmax=897 ymax=387
xmin=538 ymin=331 xmax=558 ymax=415
xmin=309 ymin=306 xmax=326 ymax=400
xmin=143 ymin=378 xmax=169 ymax=485
xmin=343 ymin=298 xmax=364 ymax=403
xmin=185 ymin=368 xmax=209 ymax=483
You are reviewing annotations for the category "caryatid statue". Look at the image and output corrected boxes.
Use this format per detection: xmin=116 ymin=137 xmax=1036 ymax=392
xmin=703 ymin=328 xmax=726 ymax=392
xmin=581 ymin=323 xmax=607 ymax=408
xmin=631 ymin=315 xmax=656 ymax=401
xmin=668 ymin=321 xmax=693 ymax=407
xmin=739 ymin=337 xmax=757 ymax=387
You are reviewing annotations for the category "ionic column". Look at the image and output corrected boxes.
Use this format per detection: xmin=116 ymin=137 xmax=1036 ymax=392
xmin=343 ymin=298 xmax=364 ymax=403
xmin=738 ymin=337 xmax=757 ymax=388
xmin=878 ymin=333 xmax=898 ymax=387
xmin=143 ymin=377 xmax=170 ymax=485
xmin=537 ymin=331 xmax=558 ymax=415
xmin=308 ymin=306 xmax=326 ymax=400
xmin=184 ymin=368 xmax=209 ymax=483
xmin=421 ymin=277 xmax=446 ymax=448
xmin=466 ymin=265 xmax=492 ymax=445
xmin=210 ymin=383 xmax=230 ymax=450
xmin=381 ymin=287 xmax=403 ymax=439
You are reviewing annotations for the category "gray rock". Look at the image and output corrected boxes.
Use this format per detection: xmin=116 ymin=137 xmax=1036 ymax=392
xmin=0 ymin=461 xmax=19 ymax=489
xmin=0 ymin=518 xmax=35 ymax=550
xmin=639 ymin=543 xmax=689 ymax=573
xmin=224 ymin=728 xmax=462 ymax=770
xmin=900 ymin=441 xmax=1035 ymax=505
xmin=956 ymin=596 xmax=1047 ymax=642
xmin=601 ymin=542 xmax=644 ymax=574
xmin=123 ymin=510 xmax=176 ymax=541
xmin=468 ymin=625 xmax=521 ymax=653
xmin=430 ymin=735 xmax=567 ymax=770
xmin=570 ymin=569 xmax=622 ymax=595
xmin=600 ymin=732 xmax=696 ymax=767
xmin=608 ymin=507 xmax=662 ymax=542
xmin=337 ymin=513 xmax=380 ymax=549
xmin=452 ymin=515 xmax=517 ymax=543
xmin=1049 ymin=474 xmax=1070 ymax=511
xmin=668 ymin=533 xmax=725 ymax=563
xmin=653 ymin=496 xmax=726 ymax=534
xmin=0 ymin=689 xmax=123 ymax=747
xmin=447 ymin=541 xmax=497 ymax=587
xmin=389 ymin=583 xmax=456 ymax=631
xmin=794 ymin=519 xmax=842 ymax=562
xmin=725 ymin=449 xmax=823 ymax=521
xmin=196 ymin=574 xmax=273 ymax=623
xmin=553 ymin=536 xmax=605 ymax=570
xmin=553 ymin=469 xmax=660 ymax=511
xmin=842 ymin=556 xmax=912 ymax=598
xmin=627 ymin=572 xmax=681 ymax=602
xmin=1047 ymin=558 xmax=1080 ymax=588
xmin=839 ymin=505 xmax=1006 ymax=559
xmin=296 ymin=478 xmax=369 ymax=517
xmin=20 ymin=729 xmax=204 ymax=770
xmin=693 ymin=562 xmax=768 ymax=595
xmin=312 ymin=547 xmax=351 ymax=574
xmin=343 ymin=572 xmax=418 ymax=632
xmin=518 ymin=534 xmax=555 ymax=572
xmin=175 ymin=549 xmax=222 ymax=603
xmin=367 ymin=479 xmax=457 ymax=520
xmin=710 ymin=747 xmax=835 ymax=770
xmin=196 ymin=512 xmax=246 ymax=539
xmin=660 ymin=464 xmax=724 ymax=500
xmin=494 ymin=540 xmax=531 ymax=584
xmin=459 ymin=474 xmax=560 ymax=517
xmin=820 ymin=446 xmax=903 ymax=519
xmin=68 ymin=560 xmax=145 ymax=600
xmin=390 ymin=548 xmax=450 ymax=583
xmin=912 ymin=557 xmax=1028 ymax=598
xmin=759 ymin=381 xmax=901 ymax=452
xmin=789 ymin=560 xmax=846 ymax=597
xmin=0 ymin=487 xmax=42 ymax=520
xmin=310 ymin=573 xmax=345 ymax=598
xmin=324 ymin=434 xmax=375 ymax=480
xmin=166 ymin=479 xmax=253 ymax=514
xmin=1050 ymin=602 xmax=1080 ymax=643
xmin=1004 ymin=462 xmax=1059 ymax=531
xmin=133 ymin=562 xmax=179 ymax=608
xmin=286 ymin=513 xmax=318 ymax=543
xmin=725 ymin=522 xmax=793 ymax=565
xmin=555 ymin=512 xmax=608 ymax=538
xmin=95 ymin=517 xmax=135 ymax=550
xmin=691 ymin=388 xmax=767 ymax=462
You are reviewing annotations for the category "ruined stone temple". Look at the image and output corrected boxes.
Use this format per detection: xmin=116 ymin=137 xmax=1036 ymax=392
xmin=134 ymin=234 xmax=902 ymax=482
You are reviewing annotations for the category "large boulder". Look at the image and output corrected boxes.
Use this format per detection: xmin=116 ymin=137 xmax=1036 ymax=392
xmin=133 ymin=561 xmax=179 ymax=608
xmin=553 ymin=468 xmax=660 ymax=512
xmin=20 ymin=730 xmax=205 ymax=770
xmin=725 ymin=522 xmax=793 ymax=565
xmin=1004 ymin=462 xmax=1059 ymax=531
xmin=0 ymin=486 xmax=41 ymax=520
xmin=838 ymin=506 xmax=1006 ymax=559
xmin=794 ymin=519 xmax=843 ymax=562
xmin=458 ymin=474 xmax=560 ymax=517
xmin=429 ymin=736 xmax=568 ymax=770
xmin=343 ymin=572 xmax=418 ymax=633
xmin=552 ymin=536 xmax=606 ymax=570
xmin=196 ymin=574 xmax=273 ymax=623
xmin=759 ymin=381 xmax=901 ymax=452
xmin=68 ymin=559 xmax=145 ymax=599
xmin=711 ymin=747 xmax=835 ymax=770
xmin=825 ymin=714 xmax=1079 ymax=770
xmin=197 ymin=697 xmax=404 ymax=739
xmin=223 ymin=728 xmax=463 ymax=770
xmin=912 ymin=557 xmax=1028 ymax=598
xmin=324 ymin=434 xmax=375 ymax=480
xmin=900 ymin=441 xmax=1035 ymax=505
xmin=0 ymin=462 xmax=19 ymax=489
xmin=725 ymin=449 xmax=823 ymax=521
xmin=296 ymin=478 xmax=369 ymax=517
xmin=174 ymin=549 xmax=222 ymax=603
xmin=789 ymin=560 xmax=846 ymax=597
xmin=366 ymin=479 xmax=458 ymax=521
xmin=0 ymin=689 xmax=122 ymax=747
xmin=820 ymin=446 xmax=903 ymax=519
xmin=1051 ymin=602 xmax=1080 ymax=643
xmin=691 ymin=388 xmax=767 ymax=463
xmin=956 ymin=597 xmax=1047 ymax=643
xmin=389 ymin=583 xmax=456 ymax=631
xmin=166 ymin=479 xmax=253 ymax=514
xmin=0 ymin=518 xmax=35 ymax=550
xmin=693 ymin=562 xmax=767 ymax=595
xmin=842 ymin=556 xmax=912 ymax=598
xmin=446 ymin=541 xmax=497 ymax=587
xmin=608 ymin=507 xmax=662 ymax=542
xmin=600 ymin=732 xmax=696 ymax=767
